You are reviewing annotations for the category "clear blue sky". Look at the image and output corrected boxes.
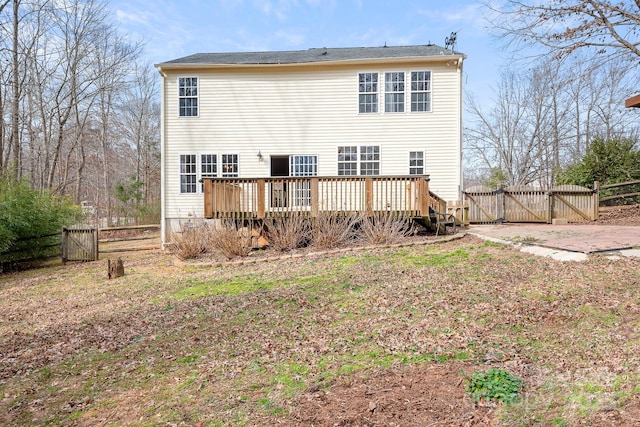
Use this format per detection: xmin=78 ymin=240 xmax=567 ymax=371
xmin=108 ymin=0 xmax=508 ymax=103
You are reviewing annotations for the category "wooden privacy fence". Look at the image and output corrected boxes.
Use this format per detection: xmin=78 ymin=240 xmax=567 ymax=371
xmin=62 ymin=227 xmax=98 ymax=262
xmin=203 ymin=176 xmax=434 ymax=219
xmin=463 ymin=185 xmax=598 ymax=224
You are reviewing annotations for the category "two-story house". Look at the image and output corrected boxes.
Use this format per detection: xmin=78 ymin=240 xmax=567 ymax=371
xmin=156 ymin=44 xmax=465 ymax=243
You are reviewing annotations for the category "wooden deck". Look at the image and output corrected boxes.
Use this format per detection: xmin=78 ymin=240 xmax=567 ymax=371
xmin=203 ymin=176 xmax=445 ymax=220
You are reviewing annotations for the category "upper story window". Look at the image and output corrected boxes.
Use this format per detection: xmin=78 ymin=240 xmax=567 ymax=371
xmin=409 ymin=151 xmax=424 ymax=175
xmin=180 ymin=154 xmax=197 ymax=193
xmin=358 ymin=72 xmax=378 ymax=113
xmin=178 ymin=77 xmax=198 ymax=117
xmin=385 ymin=72 xmax=405 ymax=113
xmin=410 ymin=71 xmax=431 ymax=112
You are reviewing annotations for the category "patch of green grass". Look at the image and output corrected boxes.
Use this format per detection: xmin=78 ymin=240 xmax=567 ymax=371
xmin=171 ymin=275 xmax=327 ymax=299
xmin=272 ymin=363 xmax=310 ymax=397
xmin=400 ymin=248 xmax=470 ymax=268
xmin=176 ymin=354 xmax=199 ymax=364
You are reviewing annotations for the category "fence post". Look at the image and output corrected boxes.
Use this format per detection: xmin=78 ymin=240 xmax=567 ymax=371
xmin=61 ymin=227 xmax=67 ymax=264
xmin=593 ymin=181 xmax=600 ymax=220
xmin=94 ymin=228 xmax=99 ymax=261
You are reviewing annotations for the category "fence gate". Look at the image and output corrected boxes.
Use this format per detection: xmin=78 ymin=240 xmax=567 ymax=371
xmin=62 ymin=227 xmax=98 ymax=262
xmin=463 ymin=185 xmax=597 ymax=224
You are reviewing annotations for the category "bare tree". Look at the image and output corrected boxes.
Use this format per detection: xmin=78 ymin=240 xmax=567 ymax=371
xmin=0 ymin=0 xmax=160 ymax=225
xmin=488 ymin=1 xmax=640 ymax=64
xmin=466 ymin=67 xmax=561 ymax=187
xmin=465 ymin=58 xmax=639 ymax=188
xmin=118 ymin=63 xmax=160 ymax=206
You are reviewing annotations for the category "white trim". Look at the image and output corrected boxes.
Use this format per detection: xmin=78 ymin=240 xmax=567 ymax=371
xmin=160 ymin=73 xmax=167 ymax=244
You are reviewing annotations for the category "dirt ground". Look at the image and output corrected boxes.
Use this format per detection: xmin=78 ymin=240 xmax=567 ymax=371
xmin=43 ymin=205 xmax=640 ymax=426
xmin=289 ymin=363 xmax=497 ymax=426
xmin=275 ymin=204 xmax=640 ymax=426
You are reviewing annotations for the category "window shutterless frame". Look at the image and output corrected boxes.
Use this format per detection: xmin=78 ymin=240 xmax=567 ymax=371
xmin=179 ymin=154 xmax=197 ymax=193
xmin=409 ymin=151 xmax=424 ymax=175
xmin=178 ymin=76 xmax=199 ymax=117
xmin=385 ymin=72 xmax=405 ymax=113
xmin=410 ymin=71 xmax=432 ymax=112
xmin=358 ymin=72 xmax=379 ymax=113
xmin=179 ymin=153 xmax=238 ymax=194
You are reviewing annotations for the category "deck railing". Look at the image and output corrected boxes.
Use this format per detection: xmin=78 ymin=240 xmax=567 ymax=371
xmin=203 ymin=176 xmax=433 ymax=219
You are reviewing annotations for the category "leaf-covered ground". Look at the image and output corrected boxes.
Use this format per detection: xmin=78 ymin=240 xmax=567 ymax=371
xmin=1 ymin=235 xmax=640 ymax=426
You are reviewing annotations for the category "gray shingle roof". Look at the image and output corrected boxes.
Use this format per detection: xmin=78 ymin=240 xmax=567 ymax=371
xmin=158 ymin=44 xmax=464 ymax=66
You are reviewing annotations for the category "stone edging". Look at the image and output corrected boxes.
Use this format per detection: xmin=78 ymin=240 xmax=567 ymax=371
xmin=173 ymin=232 xmax=467 ymax=269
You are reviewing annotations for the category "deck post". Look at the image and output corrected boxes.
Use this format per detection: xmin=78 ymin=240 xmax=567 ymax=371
xmin=203 ymin=179 xmax=213 ymax=218
xmin=257 ymin=179 xmax=265 ymax=219
xmin=365 ymin=177 xmax=374 ymax=216
xmin=310 ymin=177 xmax=319 ymax=217
xmin=419 ymin=178 xmax=429 ymax=216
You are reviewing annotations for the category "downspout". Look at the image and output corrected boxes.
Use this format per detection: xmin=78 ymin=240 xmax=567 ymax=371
xmin=158 ymin=67 xmax=167 ymax=246
xmin=457 ymin=57 xmax=464 ymax=202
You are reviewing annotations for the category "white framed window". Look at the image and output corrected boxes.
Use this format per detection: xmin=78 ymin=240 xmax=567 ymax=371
xmin=360 ymin=146 xmax=380 ymax=175
xmin=385 ymin=72 xmax=405 ymax=113
xmin=409 ymin=151 xmax=424 ymax=175
xmin=290 ymin=155 xmax=318 ymax=207
xmin=337 ymin=146 xmax=380 ymax=176
xmin=358 ymin=72 xmax=378 ymax=113
xmin=338 ymin=146 xmax=358 ymax=176
xmin=180 ymin=154 xmax=197 ymax=193
xmin=410 ymin=71 xmax=431 ymax=112
xmin=290 ymin=155 xmax=317 ymax=177
xmin=180 ymin=153 xmax=238 ymax=193
xmin=221 ymin=154 xmax=239 ymax=177
xmin=201 ymin=154 xmax=217 ymax=191
xmin=178 ymin=77 xmax=198 ymax=117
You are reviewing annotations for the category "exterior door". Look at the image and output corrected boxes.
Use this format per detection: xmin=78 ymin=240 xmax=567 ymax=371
xmin=290 ymin=155 xmax=317 ymax=207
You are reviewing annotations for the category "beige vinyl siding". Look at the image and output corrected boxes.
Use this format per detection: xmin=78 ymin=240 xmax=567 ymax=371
xmin=162 ymin=61 xmax=462 ymax=220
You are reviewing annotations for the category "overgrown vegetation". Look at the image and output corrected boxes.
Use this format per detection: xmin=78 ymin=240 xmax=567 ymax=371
xmin=264 ymin=215 xmax=311 ymax=252
xmin=114 ymin=175 xmax=161 ymax=225
xmin=170 ymin=220 xmax=253 ymax=260
xmin=209 ymin=221 xmax=253 ymax=259
xmin=173 ymin=214 xmax=419 ymax=261
xmin=310 ymin=212 xmax=359 ymax=249
xmin=360 ymin=213 xmax=414 ymax=245
xmin=169 ymin=221 xmax=211 ymax=260
xmin=556 ymin=137 xmax=640 ymax=188
xmin=0 ymin=175 xmax=80 ymax=268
